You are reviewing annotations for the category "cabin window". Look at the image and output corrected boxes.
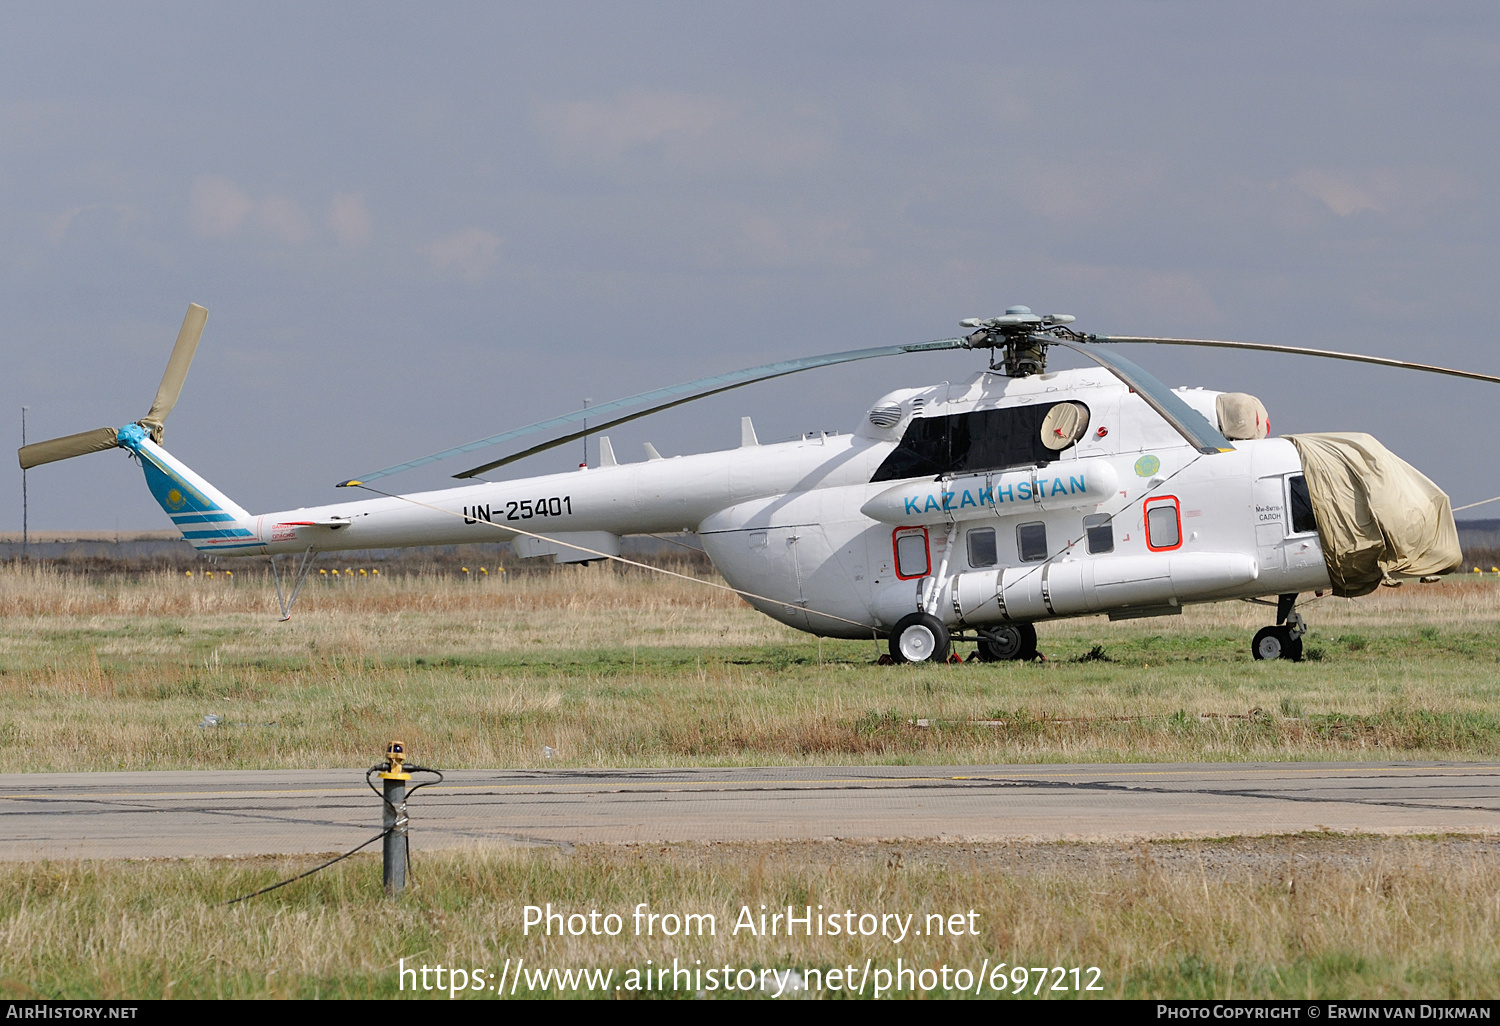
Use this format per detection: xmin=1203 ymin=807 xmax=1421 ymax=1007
xmin=967 ymin=527 xmax=997 ymax=568
xmin=1288 ymin=475 xmax=1317 ymax=534
xmin=1145 ymin=496 xmax=1182 ymax=551
xmin=1083 ymin=513 xmax=1114 ymax=554
xmin=1017 ymin=521 xmax=1048 ymax=562
xmin=893 ymin=527 xmax=930 ymax=579
xmin=871 ymin=401 xmax=1090 ymax=482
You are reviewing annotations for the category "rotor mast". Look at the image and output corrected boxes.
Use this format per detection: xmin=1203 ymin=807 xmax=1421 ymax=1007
xmin=959 ymin=306 xmax=1077 ymax=376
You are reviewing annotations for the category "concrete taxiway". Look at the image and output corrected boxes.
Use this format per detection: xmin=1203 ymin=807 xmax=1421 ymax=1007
xmin=2 ymin=762 xmax=1498 ymax=860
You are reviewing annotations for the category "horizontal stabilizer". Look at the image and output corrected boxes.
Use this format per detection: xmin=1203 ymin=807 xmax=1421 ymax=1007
xmin=18 ymin=427 xmax=119 ymax=470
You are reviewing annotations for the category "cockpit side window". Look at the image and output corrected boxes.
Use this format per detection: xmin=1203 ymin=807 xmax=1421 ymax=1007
xmin=1288 ymin=475 xmax=1317 ymax=535
xmin=871 ymin=401 xmax=1088 ymax=482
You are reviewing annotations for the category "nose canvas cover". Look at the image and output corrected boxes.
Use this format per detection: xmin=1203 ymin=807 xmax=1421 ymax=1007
xmin=1287 ymin=432 xmax=1461 ymax=596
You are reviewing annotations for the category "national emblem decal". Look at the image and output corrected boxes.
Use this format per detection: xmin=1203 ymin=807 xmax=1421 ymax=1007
xmin=1134 ymin=455 xmax=1160 ymax=478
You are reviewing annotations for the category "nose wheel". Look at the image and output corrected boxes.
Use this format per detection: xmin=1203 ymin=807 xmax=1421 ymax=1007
xmin=1252 ymin=625 xmax=1303 ymax=662
xmin=1252 ymin=594 xmax=1306 ymax=661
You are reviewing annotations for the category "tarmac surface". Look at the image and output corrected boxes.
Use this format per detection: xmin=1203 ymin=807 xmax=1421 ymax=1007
xmin=2 ymin=761 xmax=1499 ymax=860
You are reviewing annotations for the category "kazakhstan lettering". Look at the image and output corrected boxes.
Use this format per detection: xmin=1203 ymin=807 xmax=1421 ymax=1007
xmin=903 ymin=475 xmax=1089 ymax=516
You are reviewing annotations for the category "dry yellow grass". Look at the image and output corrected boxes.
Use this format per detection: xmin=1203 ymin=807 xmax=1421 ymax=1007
xmin=5 ymin=559 xmax=1498 ymax=641
xmin=1 ymin=564 xmax=1498 ymax=770
xmin=2 ymin=836 xmax=1498 ymax=999
xmin=3 ymin=566 xmax=1499 ymax=1000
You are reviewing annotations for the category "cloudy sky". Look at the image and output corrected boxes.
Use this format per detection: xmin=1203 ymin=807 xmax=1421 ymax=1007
xmin=4 ymin=2 xmax=1498 ymax=531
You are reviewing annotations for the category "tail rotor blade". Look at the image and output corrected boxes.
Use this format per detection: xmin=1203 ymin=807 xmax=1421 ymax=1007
xmin=139 ymin=303 xmax=208 ymax=443
xmin=18 ymin=427 xmax=120 ymax=470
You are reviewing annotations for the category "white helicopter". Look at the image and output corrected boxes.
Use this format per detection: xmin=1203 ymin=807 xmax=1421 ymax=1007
xmin=20 ymin=304 xmax=1485 ymax=664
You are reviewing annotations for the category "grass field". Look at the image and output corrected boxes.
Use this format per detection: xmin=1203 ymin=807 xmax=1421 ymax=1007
xmin=3 ymin=563 xmax=1499 ymax=1000
xmin=1 ymin=563 xmax=1499 ymax=771
xmin=3 ymin=836 xmax=1498 ymax=999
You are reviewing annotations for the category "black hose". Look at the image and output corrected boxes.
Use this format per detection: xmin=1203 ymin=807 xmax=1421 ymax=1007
xmin=219 ymin=764 xmax=444 ymax=906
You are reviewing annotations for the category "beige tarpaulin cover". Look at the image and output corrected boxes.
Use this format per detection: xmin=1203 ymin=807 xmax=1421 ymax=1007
xmin=1287 ymin=432 xmax=1462 ymax=597
xmin=1040 ymin=401 xmax=1090 ymax=450
xmin=1216 ymin=392 xmax=1270 ymax=440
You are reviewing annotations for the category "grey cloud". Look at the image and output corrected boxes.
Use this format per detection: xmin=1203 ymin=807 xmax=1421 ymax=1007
xmin=1288 ymin=166 xmax=1471 ymax=224
xmin=326 ymin=193 xmax=372 ymax=247
xmin=532 ymin=89 xmax=836 ymax=178
xmin=533 ymin=90 xmax=729 ymax=161
xmin=5 ymin=2 xmax=1500 ymax=529
xmin=189 ymin=176 xmax=252 ymax=238
xmin=256 ymin=195 xmax=310 ymax=246
xmin=423 ymin=227 xmax=500 ymax=281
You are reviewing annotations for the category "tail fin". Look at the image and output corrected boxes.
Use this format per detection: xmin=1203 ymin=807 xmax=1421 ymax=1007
xmin=119 ymin=425 xmax=262 ymax=553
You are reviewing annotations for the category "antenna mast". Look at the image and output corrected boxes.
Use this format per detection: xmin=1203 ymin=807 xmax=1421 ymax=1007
xmin=20 ymin=406 xmax=28 ymax=557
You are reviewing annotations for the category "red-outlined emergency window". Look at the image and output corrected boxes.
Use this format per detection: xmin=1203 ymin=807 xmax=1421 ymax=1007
xmin=892 ymin=526 xmax=931 ymax=579
xmin=1144 ymin=495 xmax=1183 ymax=552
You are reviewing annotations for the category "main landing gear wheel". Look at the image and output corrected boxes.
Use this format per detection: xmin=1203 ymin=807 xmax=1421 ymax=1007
xmin=889 ymin=612 xmax=951 ymax=664
xmin=976 ymin=623 xmax=1038 ymax=662
xmin=1251 ymin=625 xmax=1303 ymax=662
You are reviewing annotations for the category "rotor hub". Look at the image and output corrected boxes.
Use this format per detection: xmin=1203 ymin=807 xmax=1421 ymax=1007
xmin=959 ymin=306 xmax=1077 ymax=376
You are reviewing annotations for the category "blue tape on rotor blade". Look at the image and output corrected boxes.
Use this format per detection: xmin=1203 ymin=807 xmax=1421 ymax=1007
xmin=338 ymin=337 xmax=966 ymax=486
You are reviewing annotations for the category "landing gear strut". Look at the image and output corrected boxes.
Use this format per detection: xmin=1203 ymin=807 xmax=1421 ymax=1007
xmin=270 ymin=546 xmax=318 ymax=621
xmin=1252 ymin=592 xmax=1306 ymax=662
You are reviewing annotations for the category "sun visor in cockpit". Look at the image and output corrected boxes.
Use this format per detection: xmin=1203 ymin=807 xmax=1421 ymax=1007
xmin=1287 ymin=432 xmax=1462 ymax=597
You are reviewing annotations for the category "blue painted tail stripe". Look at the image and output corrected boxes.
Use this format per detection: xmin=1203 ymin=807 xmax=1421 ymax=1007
xmin=136 ymin=445 xmax=260 ymax=546
xmin=139 ymin=452 xmax=221 ymax=515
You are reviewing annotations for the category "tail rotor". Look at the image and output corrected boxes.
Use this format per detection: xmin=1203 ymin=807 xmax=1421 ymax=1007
xmin=17 ymin=303 xmax=207 ymax=469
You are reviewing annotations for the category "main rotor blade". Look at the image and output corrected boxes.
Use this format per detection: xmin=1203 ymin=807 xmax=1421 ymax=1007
xmin=457 ymin=371 xmax=822 ymax=478
xmin=1048 ymin=339 xmax=1234 ymax=454
xmin=1089 ymin=335 xmax=1500 ymax=386
xmin=18 ymin=427 xmax=120 ymax=470
xmin=338 ymin=337 xmax=966 ymax=486
xmin=139 ymin=303 xmax=208 ymax=443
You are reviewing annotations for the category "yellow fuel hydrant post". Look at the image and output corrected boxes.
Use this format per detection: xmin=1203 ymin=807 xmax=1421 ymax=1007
xmin=379 ymin=740 xmax=412 ymax=896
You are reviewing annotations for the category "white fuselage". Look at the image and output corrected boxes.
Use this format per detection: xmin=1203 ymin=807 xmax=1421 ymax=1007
xmin=169 ymin=367 xmax=1332 ymax=637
